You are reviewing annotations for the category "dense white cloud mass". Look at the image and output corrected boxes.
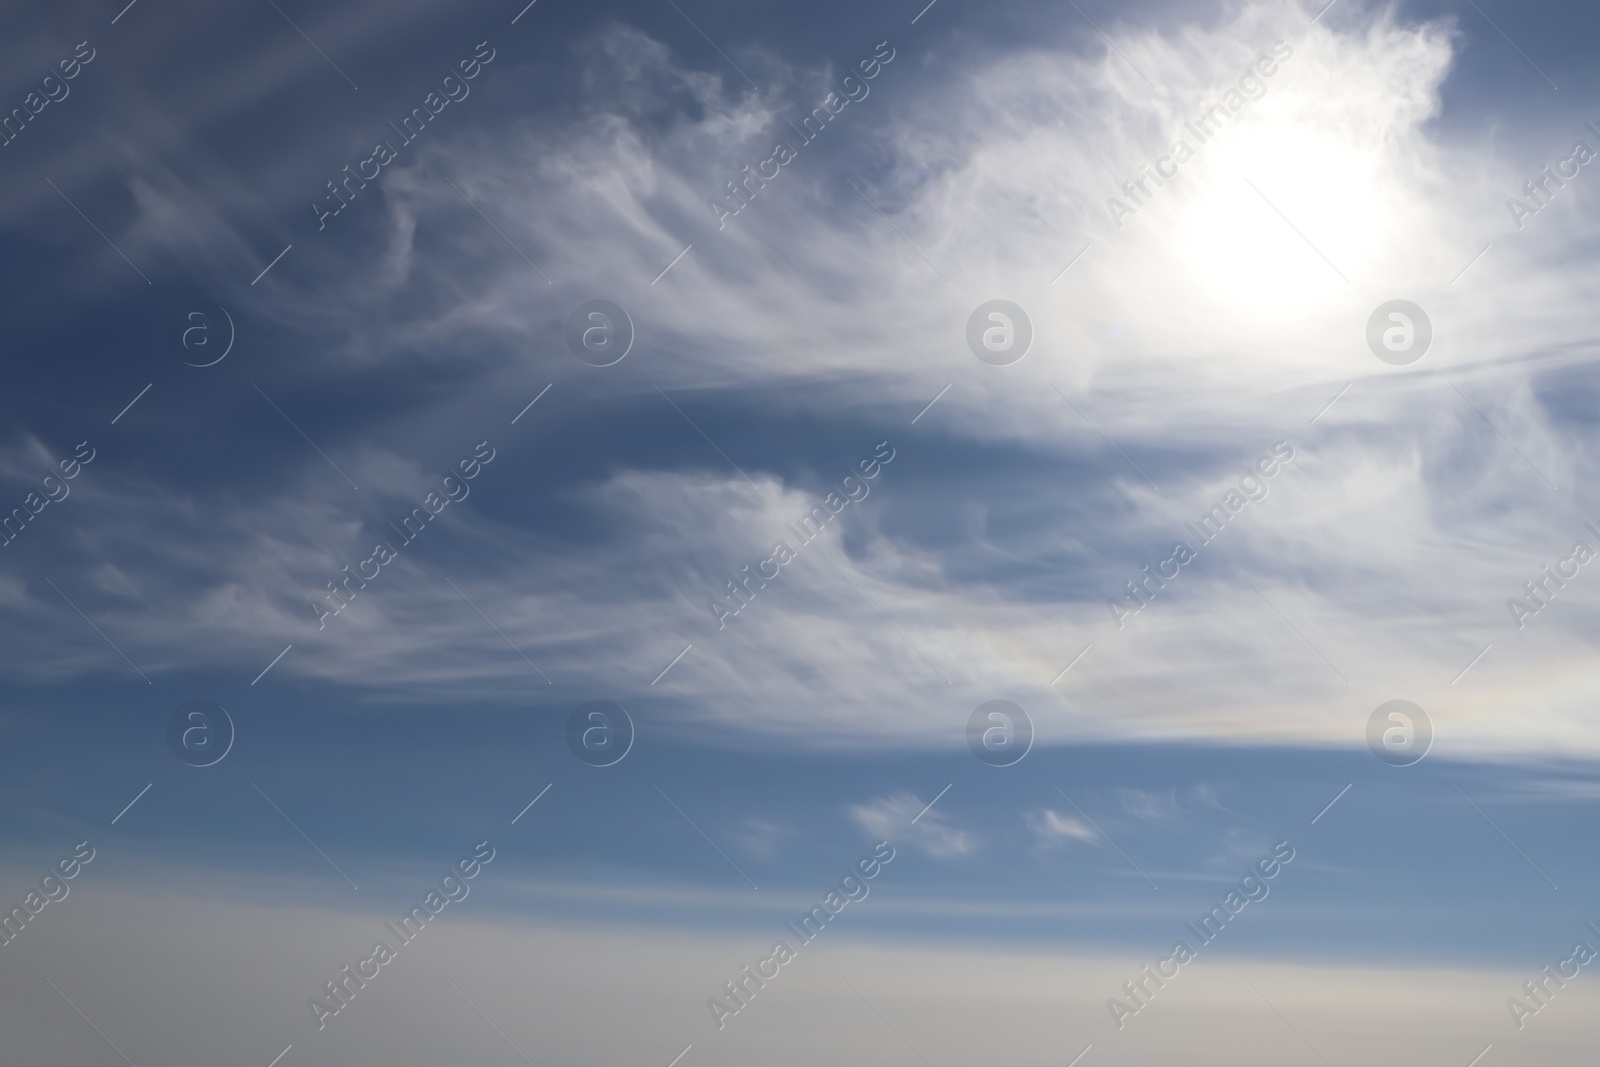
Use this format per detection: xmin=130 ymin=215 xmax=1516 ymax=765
xmin=4 ymin=0 xmax=1600 ymax=762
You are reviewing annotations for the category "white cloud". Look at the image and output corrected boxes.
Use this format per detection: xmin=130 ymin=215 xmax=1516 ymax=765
xmin=1025 ymin=808 xmax=1101 ymax=850
xmin=848 ymin=791 xmax=974 ymax=858
xmin=730 ymin=818 xmax=790 ymax=860
xmin=3 ymin=2 xmax=1600 ymax=764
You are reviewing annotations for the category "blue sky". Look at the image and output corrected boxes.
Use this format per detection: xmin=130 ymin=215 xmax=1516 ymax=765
xmin=4 ymin=0 xmax=1600 ymax=1064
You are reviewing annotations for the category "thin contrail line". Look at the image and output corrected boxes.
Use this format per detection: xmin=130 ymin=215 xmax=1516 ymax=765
xmin=663 ymin=0 xmax=759 ymax=90
xmin=44 ymin=978 xmax=139 ymax=1067
xmin=443 ymin=578 xmax=552 ymax=683
xmin=251 ymin=644 xmax=293 ymax=686
xmin=651 ymin=643 xmax=693 ymax=685
xmin=111 ymin=783 xmax=152 ymax=825
xmin=111 ymin=383 xmax=153 ymax=425
xmin=511 ymin=784 xmax=552 ymax=824
xmin=263 ymin=0 xmax=358 ymax=89
xmin=1050 ymin=243 xmax=1093 ymax=285
xmin=1242 ymin=176 xmax=1349 ymax=283
xmin=1452 ymin=782 xmax=1558 ymax=890
xmin=1053 ymin=784 xmax=1157 ymax=891
xmin=43 ymin=577 xmax=150 ymax=683
xmin=843 ymin=177 xmax=950 ymax=284
xmin=911 ymin=784 xmax=952 ymax=823
xmin=653 ymin=782 xmax=759 ymax=889
xmin=1309 ymin=382 xmax=1350 ymax=424
xmin=1310 ymin=783 xmax=1351 ymax=824
xmin=46 ymin=178 xmax=151 ymax=284
xmin=443 ymin=177 xmax=552 ymax=284
xmin=911 ymin=384 xmax=952 ymax=425
xmin=1241 ymin=576 xmax=1349 ymax=684
xmin=512 ymin=384 xmax=553 ymax=423
xmin=252 ymin=383 xmax=361 ymax=491
xmin=251 ymin=244 xmax=293 ymax=285
xmin=1050 ymin=644 xmax=1092 ymax=685
xmin=253 ymin=783 xmax=359 ymax=890
xmin=651 ymin=244 xmax=693 ymax=285
xmin=1451 ymin=643 xmax=1493 ymax=685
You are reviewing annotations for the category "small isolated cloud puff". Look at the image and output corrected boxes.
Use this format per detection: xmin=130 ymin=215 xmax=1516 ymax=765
xmin=730 ymin=818 xmax=790 ymax=860
xmin=1118 ymin=784 xmax=1227 ymax=823
xmin=1024 ymin=809 xmax=1100 ymax=851
xmin=1118 ymin=789 xmax=1183 ymax=824
xmin=848 ymin=791 xmax=974 ymax=858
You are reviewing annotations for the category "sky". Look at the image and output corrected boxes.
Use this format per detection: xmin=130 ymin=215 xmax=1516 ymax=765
xmin=3 ymin=0 xmax=1600 ymax=1064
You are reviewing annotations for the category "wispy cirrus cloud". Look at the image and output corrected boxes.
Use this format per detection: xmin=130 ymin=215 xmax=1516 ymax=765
xmin=848 ymin=791 xmax=974 ymax=858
